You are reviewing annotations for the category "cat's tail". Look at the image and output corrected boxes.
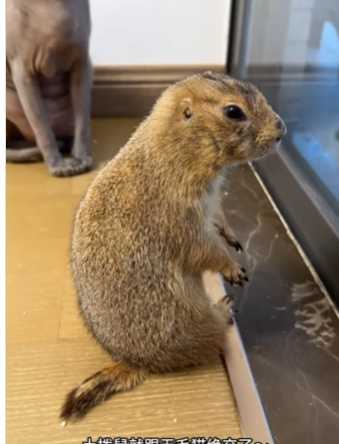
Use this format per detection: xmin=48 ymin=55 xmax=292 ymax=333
xmin=6 ymin=147 xmax=42 ymax=163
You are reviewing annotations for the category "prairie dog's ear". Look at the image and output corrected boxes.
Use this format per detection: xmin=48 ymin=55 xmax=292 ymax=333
xmin=179 ymin=97 xmax=193 ymax=119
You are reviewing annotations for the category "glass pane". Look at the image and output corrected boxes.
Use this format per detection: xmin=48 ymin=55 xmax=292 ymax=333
xmin=242 ymin=0 xmax=339 ymax=225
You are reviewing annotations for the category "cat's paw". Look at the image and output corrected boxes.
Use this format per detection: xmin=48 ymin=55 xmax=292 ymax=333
xmin=49 ymin=156 xmax=92 ymax=177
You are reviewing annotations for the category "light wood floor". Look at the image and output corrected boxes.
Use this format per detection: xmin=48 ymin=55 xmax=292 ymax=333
xmin=7 ymin=119 xmax=240 ymax=443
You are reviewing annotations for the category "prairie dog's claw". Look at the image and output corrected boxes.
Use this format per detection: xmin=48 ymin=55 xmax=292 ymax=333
xmin=218 ymin=228 xmax=243 ymax=253
xmin=222 ymin=263 xmax=248 ymax=286
xmin=230 ymin=240 xmax=243 ymax=252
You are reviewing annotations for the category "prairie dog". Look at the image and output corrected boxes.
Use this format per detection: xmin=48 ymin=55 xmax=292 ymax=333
xmin=6 ymin=0 xmax=92 ymax=176
xmin=61 ymin=72 xmax=286 ymax=422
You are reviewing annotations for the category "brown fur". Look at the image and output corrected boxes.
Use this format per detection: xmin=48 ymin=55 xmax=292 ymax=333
xmin=61 ymin=72 xmax=286 ymax=422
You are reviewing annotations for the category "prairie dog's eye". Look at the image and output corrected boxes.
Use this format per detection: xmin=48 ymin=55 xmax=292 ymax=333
xmin=223 ymin=105 xmax=247 ymax=121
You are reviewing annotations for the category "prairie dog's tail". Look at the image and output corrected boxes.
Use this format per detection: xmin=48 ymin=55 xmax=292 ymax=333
xmin=60 ymin=362 xmax=146 ymax=423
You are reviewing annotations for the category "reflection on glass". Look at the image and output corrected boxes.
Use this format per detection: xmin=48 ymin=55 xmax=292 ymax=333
xmin=243 ymin=0 xmax=339 ymax=222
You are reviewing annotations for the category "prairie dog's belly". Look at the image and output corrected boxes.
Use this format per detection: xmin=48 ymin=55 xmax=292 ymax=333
xmin=202 ymin=173 xmax=225 ymax=233
xmin=6 ymin=72 xmax=74 ymax=141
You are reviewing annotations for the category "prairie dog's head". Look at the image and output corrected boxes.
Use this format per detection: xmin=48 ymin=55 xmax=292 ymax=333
xmin=155 ymin=71 xmax=286 ymax=167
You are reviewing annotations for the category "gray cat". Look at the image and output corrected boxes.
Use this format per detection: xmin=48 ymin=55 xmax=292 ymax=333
xmin=6 ymin=0 xmax=92 ymax=176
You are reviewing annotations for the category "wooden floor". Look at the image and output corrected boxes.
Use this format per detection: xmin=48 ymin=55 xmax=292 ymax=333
xmin=7 ymin=119 xmax=240 ymax=443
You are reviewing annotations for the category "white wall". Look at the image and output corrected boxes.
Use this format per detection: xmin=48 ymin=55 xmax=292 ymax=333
xmin=89 ymin=0 xmax=231 ymax=66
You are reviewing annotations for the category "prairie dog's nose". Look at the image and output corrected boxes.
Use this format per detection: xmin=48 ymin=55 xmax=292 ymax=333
xmin=276 ymin=117 xmax=287 ymax=137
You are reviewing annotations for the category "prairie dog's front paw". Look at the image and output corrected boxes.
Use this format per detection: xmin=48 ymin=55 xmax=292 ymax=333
xmin=216 ymin=294 xmax=237 ymax=324
xmin=219 ymin=228 xmax=243 ymax=252
xmin=217 ymin=293 xmax=234 ymax=312
xmin=226 ymin=236 xmax=243 ymax=252
xmin=222 ymin=262 xmax=248 ymax=286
